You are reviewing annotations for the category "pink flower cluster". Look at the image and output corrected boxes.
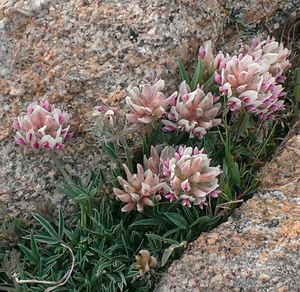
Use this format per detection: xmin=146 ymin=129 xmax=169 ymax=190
xmin=113 ymin=164 xmax=164 ymax=213
xmin=162 ymin=81 xmax=221 ymax=138
xmin=13 ymin=101 xmax=72 ymax=150
xmin=210 ymin=36 xmax=290 ymax=120
xmin=165 ymin=146 xmax=221 ymax=208
xmin=125 ymin=79 xmax=177 ymax=127
xmin=113 ymin=145 xmax=221 ymax=212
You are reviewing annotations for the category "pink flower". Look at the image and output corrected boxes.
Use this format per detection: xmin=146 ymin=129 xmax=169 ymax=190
xmin=242 ymin=36 xmax=290 ymax=81
xmin=165 ymin=192 xmax=177 ymax=202
xmin=165 ymin=146 xmax=221 ymax=207
xmin=125 ymin=79 xmax=177 ymax=127
xmin=220 ymin=53 xmax=286 ymax=119
xmin=13 ymin=101 xmax=72 ymax=150
xmin=113 ymin=164 xmax=164 ymax=213
xmin=162 ymin=81 xmax=221 ymax=138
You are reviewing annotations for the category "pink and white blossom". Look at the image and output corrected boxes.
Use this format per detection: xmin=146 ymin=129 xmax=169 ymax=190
xmin=220 ymin=53 xmax=286 ymax=119
xmin=242 ymin=36 xmax=290 ymax=81
xmin=163 ymin=146 xmax=221 ymax=207
xmin=162 ymin=81 xmax=221 ymax=138
xmin=113 ymin=164 xmax=164 ymax=213
xmin=13 ymin=101 xmax=72 ymax=150
xmin=125 ymin=79 xmax=177 ymax=127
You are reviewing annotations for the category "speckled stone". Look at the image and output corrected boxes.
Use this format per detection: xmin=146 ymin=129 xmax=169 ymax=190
xmin=155 ymin=135 xmax=300 ymax=291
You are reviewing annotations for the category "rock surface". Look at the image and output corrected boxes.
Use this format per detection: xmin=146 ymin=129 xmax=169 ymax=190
xmin=155 ymin=134 xmax=300 ymax=291
xmin=0 ymin=0 xmax=299 ymax=217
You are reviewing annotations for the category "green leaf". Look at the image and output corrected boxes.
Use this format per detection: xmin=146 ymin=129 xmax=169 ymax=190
xmin=163 ymin=227 xmax=182 ymax=238
xmin=178 ymin=60 xmax=190 ymax=83
xmin=161 ymin=247 xmax=173 ymax=267
xmin=104 ymin=142 xmax=119 ymax=160
xmin=203 ymin=73 xmax=215 ymax=92
xmin=294 ymin=67 xmax=300 ymax=103
xmin=129 ymin=218 xmax=161 ymax=227
xmin=32 ymin=213 xmax=58 ymax=239
xmin=146 ymin=234 xmax=178 ymax=245
xmin=189 ymin=215 xmax=212 ymax=228
xmin=161 ymin=241 xmax=188 ymax=267
xmin=33 ymin=235 xmax=59 ymax=245
xmin=58 ymin=208 xmax=64 ymax=239
xmin=164 ymin=212 xmax=188 ymax=230
xmin=30 ymin=232 xmax=40 ymax=261
xmin=190 ymin=58 xmax=203 ymax=91
xmin=19 ymin=243 xmax=39 ymax=264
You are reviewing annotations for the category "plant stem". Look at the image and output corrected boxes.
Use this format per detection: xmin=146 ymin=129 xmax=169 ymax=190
xmin=120 ymin=137 xmax=133 ymax=172
xmin=294 ymin=67 xmax=300 ymax=117
xmin=49 ymin=152 xmax=73 ymax=186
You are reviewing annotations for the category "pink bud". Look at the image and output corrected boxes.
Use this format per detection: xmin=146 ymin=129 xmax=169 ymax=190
xmin=163 ymin=125 xmax=176 ymax=132
xmin=198 ymin=46 xmax=206 ymax=59
xmin=214 ymin=72 xmax=222 ymax=85
xmin=182 ymin=198 xmax=192 ymax=207
xmin=96 ymin=105 xmax=106 ymax=113
xmin=15 ymin=137 xmax=26 ymax=145
xmin=40 ymin=101 xmax=51 ymax=111
xmin=181 ymin=179 xmax=191 ymax=193
xmin=13 ymin=119 xmax=21 ymax=130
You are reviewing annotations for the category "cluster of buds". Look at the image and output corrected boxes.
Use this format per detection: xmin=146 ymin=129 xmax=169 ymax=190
xmin=162 ymin=81 xmax=221 ymax=138
xmin=217 ymin=36 xmax=289 ymax=120
xmin=13 ymin=101 xmax=72 ymax=150
xmin=134 ymin=250 xmax=157 ymax=278
xmin=198 ymin=40 xmax=229 ymax=81
xmin=164 ymin=146 xmax=221 ymax=208
xmin=125 ymin=79 xmax=177 ymax=128
xmin=113 ymin=164 xmax=164 ymax=213
xmin=93 ymin=104 xmax=129 ymax=143
xmin=143 ymin=145 xmax=175 ymax=179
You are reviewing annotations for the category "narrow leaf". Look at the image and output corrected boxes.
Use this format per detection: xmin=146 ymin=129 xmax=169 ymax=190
xmin=203 ymin=73 xmax=215 ymax=92
xmin=164 ymin=212 xmax=188 ymax=229
xmin=104 ymin=142 xmax=119 ymax=160
xmin=58 ymin=208 xmax=64 ymax=239
xmin=30 ymin=232 xmax=40 ymax=261
xmin=190 ymin=58 xmax=203 ymax=91
xmin=130 ymin=218 xmax=161 ymax=227
xmin=32 ymin=213 xmax=58 ymax=239
xmin=178 ymin=60 xmax=190 ymax=83
xmin=33 ymin=235 xmax=59 ymax=245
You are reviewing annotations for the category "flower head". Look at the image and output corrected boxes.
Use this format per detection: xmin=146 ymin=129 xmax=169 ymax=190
xmin=13 ymin=101 xmax=72 ymax=150
xmin=126 ymin=79 xmax=177 ymax=127
xmin=164 ymin=146 xmax=221 ymax=207
xmin=243 ymin=36 xmax=290 ymax=81
xmin=113 ymin=164 xmax=164 ymax=213
xmin=220 ymin=53 xmax=286 ymax=119
xmin=162 ymin=81 xmax=221 ymax=138
xmin=134 ymin=250 xmax=157 ymax=278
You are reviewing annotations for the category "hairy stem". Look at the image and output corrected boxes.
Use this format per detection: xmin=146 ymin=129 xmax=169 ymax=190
xmin=49 ymin=152 xmax=73 ymax=186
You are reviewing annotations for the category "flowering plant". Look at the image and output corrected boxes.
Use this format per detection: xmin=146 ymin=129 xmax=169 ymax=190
xmin=8 ymin=35 xmax=295 ymax=292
